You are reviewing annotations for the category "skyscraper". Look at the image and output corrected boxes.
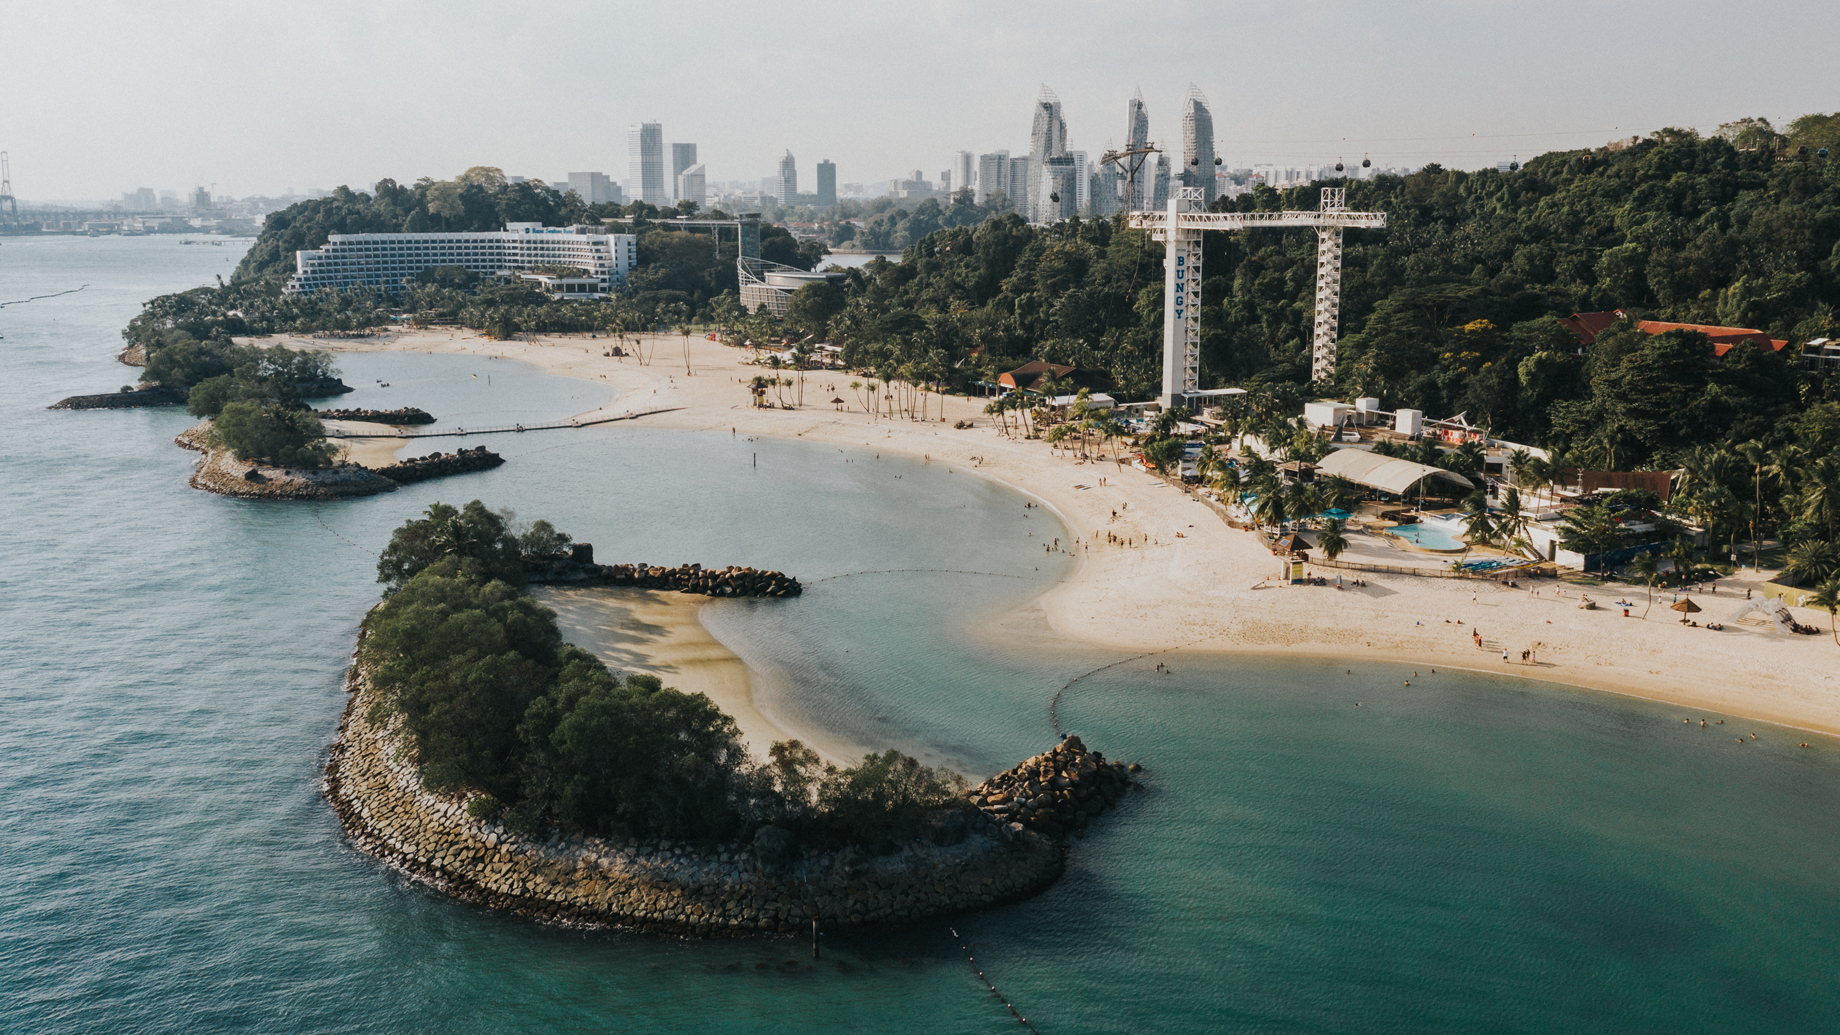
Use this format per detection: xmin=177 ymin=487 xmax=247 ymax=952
xmin=628 ymin=122 xmax=665 ymax=206
xmin=675 ymin=164 xmax=706 ymax=210
xmin=977 ymin=151 xmax=1010 ymax=205
xmin=1181 ymin=85 xmax=1217 ymax=204
xmin=1028 ymin=85 xmax=1068 ymax=223
xmin=950 ymin=151 xmax=975 ymax=197
xmin=816 ymin=160 xmax=837 ymax=207
xmin=567 ymin=171 xmax=620 ymax=205
xmin=1150 ymin=155 xmax=1171 ymax=210
xmin=670 ymin=143 xmax=698 ymax=202
xmin=1070 ymin=151 xmax=1089 ymax=212
xmin=1124 ymin=89 xmax=1152 ymax=210
xmin=1007 ymin=155 xmax=1032 ymax=216
xmin=777 ymin=151 xmax=797 ymax=205
xmin=1040 ymin=156 xmax=1078 ymax=222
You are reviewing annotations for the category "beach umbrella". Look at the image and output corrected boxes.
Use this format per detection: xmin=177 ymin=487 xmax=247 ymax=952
xmin=1671 ymin=598 xmax=1702 ymax=622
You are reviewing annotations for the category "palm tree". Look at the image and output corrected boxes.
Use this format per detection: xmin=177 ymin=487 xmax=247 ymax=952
xmin=1669 ymin=535 xmax=1697 ymax=583
xmin=1784 ymin=539 xmax=1840 ymax=588
xmin=1809 ymin=579 xmax=1840 ymax=646
xmin=1736 ymin=439 xmax=1768 ymax=571
xmin=1290 ymin=482 xmax=1325 ymax=528
xmin=1252 ymin=489 xmax=1289 ymax=533
xmin=1318 ymin=475 xmax=1357 ymax=519
xmin=1461 ymin=489 xmax=1496 ymax=549
xmin=1495 ymin=486 xmax=1534 ymax=557
xmin=1631 ymin=551 xmax=1662 ymax=618
xmin=1316 ymin=518 xmax=1349 ymax=561
xmin=1798 ymin=452 xmax=1840 ymax=541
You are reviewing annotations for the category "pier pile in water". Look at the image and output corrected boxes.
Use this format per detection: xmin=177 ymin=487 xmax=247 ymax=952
xmin=316 ymin=406 xmax=436 ymax=425
xmin=374 ymin=446 xmax=504 ymax=483
xmin=966 ymin=735 xmax=1140 ymax=838
xmin=525 ymin=554 xmax=803 ymax=597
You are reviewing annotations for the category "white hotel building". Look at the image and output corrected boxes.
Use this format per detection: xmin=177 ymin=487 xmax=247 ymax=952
xmin=284 ymin=223 xmax=637 ymax=298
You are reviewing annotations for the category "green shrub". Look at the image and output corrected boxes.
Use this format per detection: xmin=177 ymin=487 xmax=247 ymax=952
xmin=209 ymin=401 xmax=336 ymax=467
xmin=376 ymin=500 xmax=525 ymax=593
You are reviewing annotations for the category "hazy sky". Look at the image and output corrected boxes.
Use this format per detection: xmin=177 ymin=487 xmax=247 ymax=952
xmin=11 ymin=0 xmax=1838 ymax=201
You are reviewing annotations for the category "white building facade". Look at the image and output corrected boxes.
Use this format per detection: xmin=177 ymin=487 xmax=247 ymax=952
xmin=284 ymin=223 xmax=637 ymax=298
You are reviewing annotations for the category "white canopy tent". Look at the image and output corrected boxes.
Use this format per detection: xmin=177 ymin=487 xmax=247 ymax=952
xmin=1315 ymin=449 xmax=1475 ymax=495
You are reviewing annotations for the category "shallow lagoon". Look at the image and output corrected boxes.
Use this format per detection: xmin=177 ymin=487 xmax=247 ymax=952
xmin=4 ymin=237 xmax=1839 ymax=1033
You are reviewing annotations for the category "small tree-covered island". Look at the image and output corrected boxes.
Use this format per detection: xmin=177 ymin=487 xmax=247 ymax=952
xmin=329 ymin=501 xmax=1140 ymax=935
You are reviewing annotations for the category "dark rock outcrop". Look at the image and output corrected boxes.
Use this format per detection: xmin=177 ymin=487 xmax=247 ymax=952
xmin=49 ymin=384 xmax=188 ymax=410
xmin=965 ymin=735 xmax=1140 ymax=839
xmin=298 ymin=377 xmax=355 ymax=398
xmin=316 ymin=407 xmax=435 ymax=425
xmin=523 ymin=558 xmax=803 ymax=597
xmin=374 ymin=446 xmax=504 ymax=484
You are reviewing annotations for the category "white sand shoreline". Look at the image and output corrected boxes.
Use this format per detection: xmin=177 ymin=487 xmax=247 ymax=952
xmin=292 ymin=327 xmax=1840 ymax=742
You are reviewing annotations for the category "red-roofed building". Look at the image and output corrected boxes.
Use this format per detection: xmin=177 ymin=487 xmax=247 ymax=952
xmin=1556 ymin=310 xmax=1787 ymax=358
xmin=1632 ymin=321 xmax=1787 ymax=358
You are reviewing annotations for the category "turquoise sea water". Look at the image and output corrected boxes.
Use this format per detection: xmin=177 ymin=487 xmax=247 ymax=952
xmin=5 ymin=235 xmax=1840 ymax=1033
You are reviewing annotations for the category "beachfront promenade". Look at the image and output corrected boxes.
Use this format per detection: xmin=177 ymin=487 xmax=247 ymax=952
xmin=279 ymin=327 xmax=1840 ymax=740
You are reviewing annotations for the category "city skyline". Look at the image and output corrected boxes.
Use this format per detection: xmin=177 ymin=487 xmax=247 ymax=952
xmin=7 ymin=0 xmax=1837 ymax=201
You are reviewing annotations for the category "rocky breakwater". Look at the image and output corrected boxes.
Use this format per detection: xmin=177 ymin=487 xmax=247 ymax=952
xmin=49 ymin=384 xmax=189 ymax=410
xmin=316 ymin=406 xmax=435 ymax=425
xmin=526 ymin=551 xmax=803 ymax=598
xmin=967 ymin=736 xmax=1142 ymax=841
xmin=325 ymin=664 xmax=1072 ymax=936
xmin=374 ymin=446 xmax=504 ymax=484
xmin=176 ymin=421 xmax=398 ymax=500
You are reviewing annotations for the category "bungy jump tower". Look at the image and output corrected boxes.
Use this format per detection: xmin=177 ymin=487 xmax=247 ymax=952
xmin=1128 ymin=186 xmax=1385 ymax=407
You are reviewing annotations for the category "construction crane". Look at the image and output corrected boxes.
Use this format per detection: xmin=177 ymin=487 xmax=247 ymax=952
xmin=1128 ymin=186 xmax=1385 ymax=405
xmin=0 ymin=152 xmax=17 ymax=222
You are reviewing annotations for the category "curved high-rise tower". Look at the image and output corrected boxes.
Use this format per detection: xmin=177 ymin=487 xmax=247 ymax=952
xmin=1180 ymin=84 xmax=1217 ymax=205
xmin=1029 ymin=84 xmax=1069 ymax=223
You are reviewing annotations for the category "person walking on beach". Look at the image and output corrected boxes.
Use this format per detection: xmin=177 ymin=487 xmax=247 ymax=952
xmin=1502 ymin=648 xmax=1509 ymax=662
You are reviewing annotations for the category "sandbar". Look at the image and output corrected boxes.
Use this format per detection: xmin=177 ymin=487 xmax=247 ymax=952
xmin=533 ymin=585 xmax=859 ymax=764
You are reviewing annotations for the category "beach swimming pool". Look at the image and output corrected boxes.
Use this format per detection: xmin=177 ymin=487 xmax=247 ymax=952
xmin=1388 ymin=521 xmax=1467 ymax=551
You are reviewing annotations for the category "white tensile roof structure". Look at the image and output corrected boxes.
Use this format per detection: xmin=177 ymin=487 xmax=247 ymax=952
xmin=1315 ymin=449 xmax=1475 ymax=495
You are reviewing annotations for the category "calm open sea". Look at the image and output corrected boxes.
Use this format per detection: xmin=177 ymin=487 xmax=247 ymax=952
xmin=4 ymin=235 xmax=1839 ymax=1034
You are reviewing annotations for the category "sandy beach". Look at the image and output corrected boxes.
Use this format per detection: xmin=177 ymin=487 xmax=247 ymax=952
xmin=533 ymin=585 xmax=862 ymax=764
xmin=292 ymin=327 xmax=1840 ymax=739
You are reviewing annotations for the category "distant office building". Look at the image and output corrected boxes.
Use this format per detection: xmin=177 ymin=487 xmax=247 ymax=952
xmin=1028 ymin=84 xmax=1068 ymax=223
xmin=1039 ymin=155 xmax=1078 ymax=222
xmin=628 ymin=122 xmax=666 ymax=206
xmin=777 ymin=151 xmax=797 ymax=205
xmin=671 ymin=143 xmax=698 ymax=201
xmin=815 ymin=160 xmax=837 ymax=207
xmin=950 ymin=151 xmax=975 ymax=197
xmin=567 ymin=171 xmax=621 ymax=205
xmin=285 ymin=223 xmax=636 ymax=298
xmin=1070 ymin=151 xmax=1089 ymax=212
xmin=675 ymin=164 xmax=706 ymax=209
xmin=1180 ymin=84 xmax=1217 ymax=204
xmin=189 ymin=186 xmax=212 ymax=214
xmin=977 ymin=151 xmax=1011 ymax=205
xmin=549 ymin=181 xmax=569 ymax=192
xmin=1150 ymin=155 xmax=1171 ymax=209
xmin=1008 ymin=155 xmax=1032 ymax=215
xmin=1124 ymin=89 xmax=1152 ymax=210
xmin=122 ymin=187 xmax=157 ymax=211
xmin=1089 ymin=161 xmax=1122 ymax=217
